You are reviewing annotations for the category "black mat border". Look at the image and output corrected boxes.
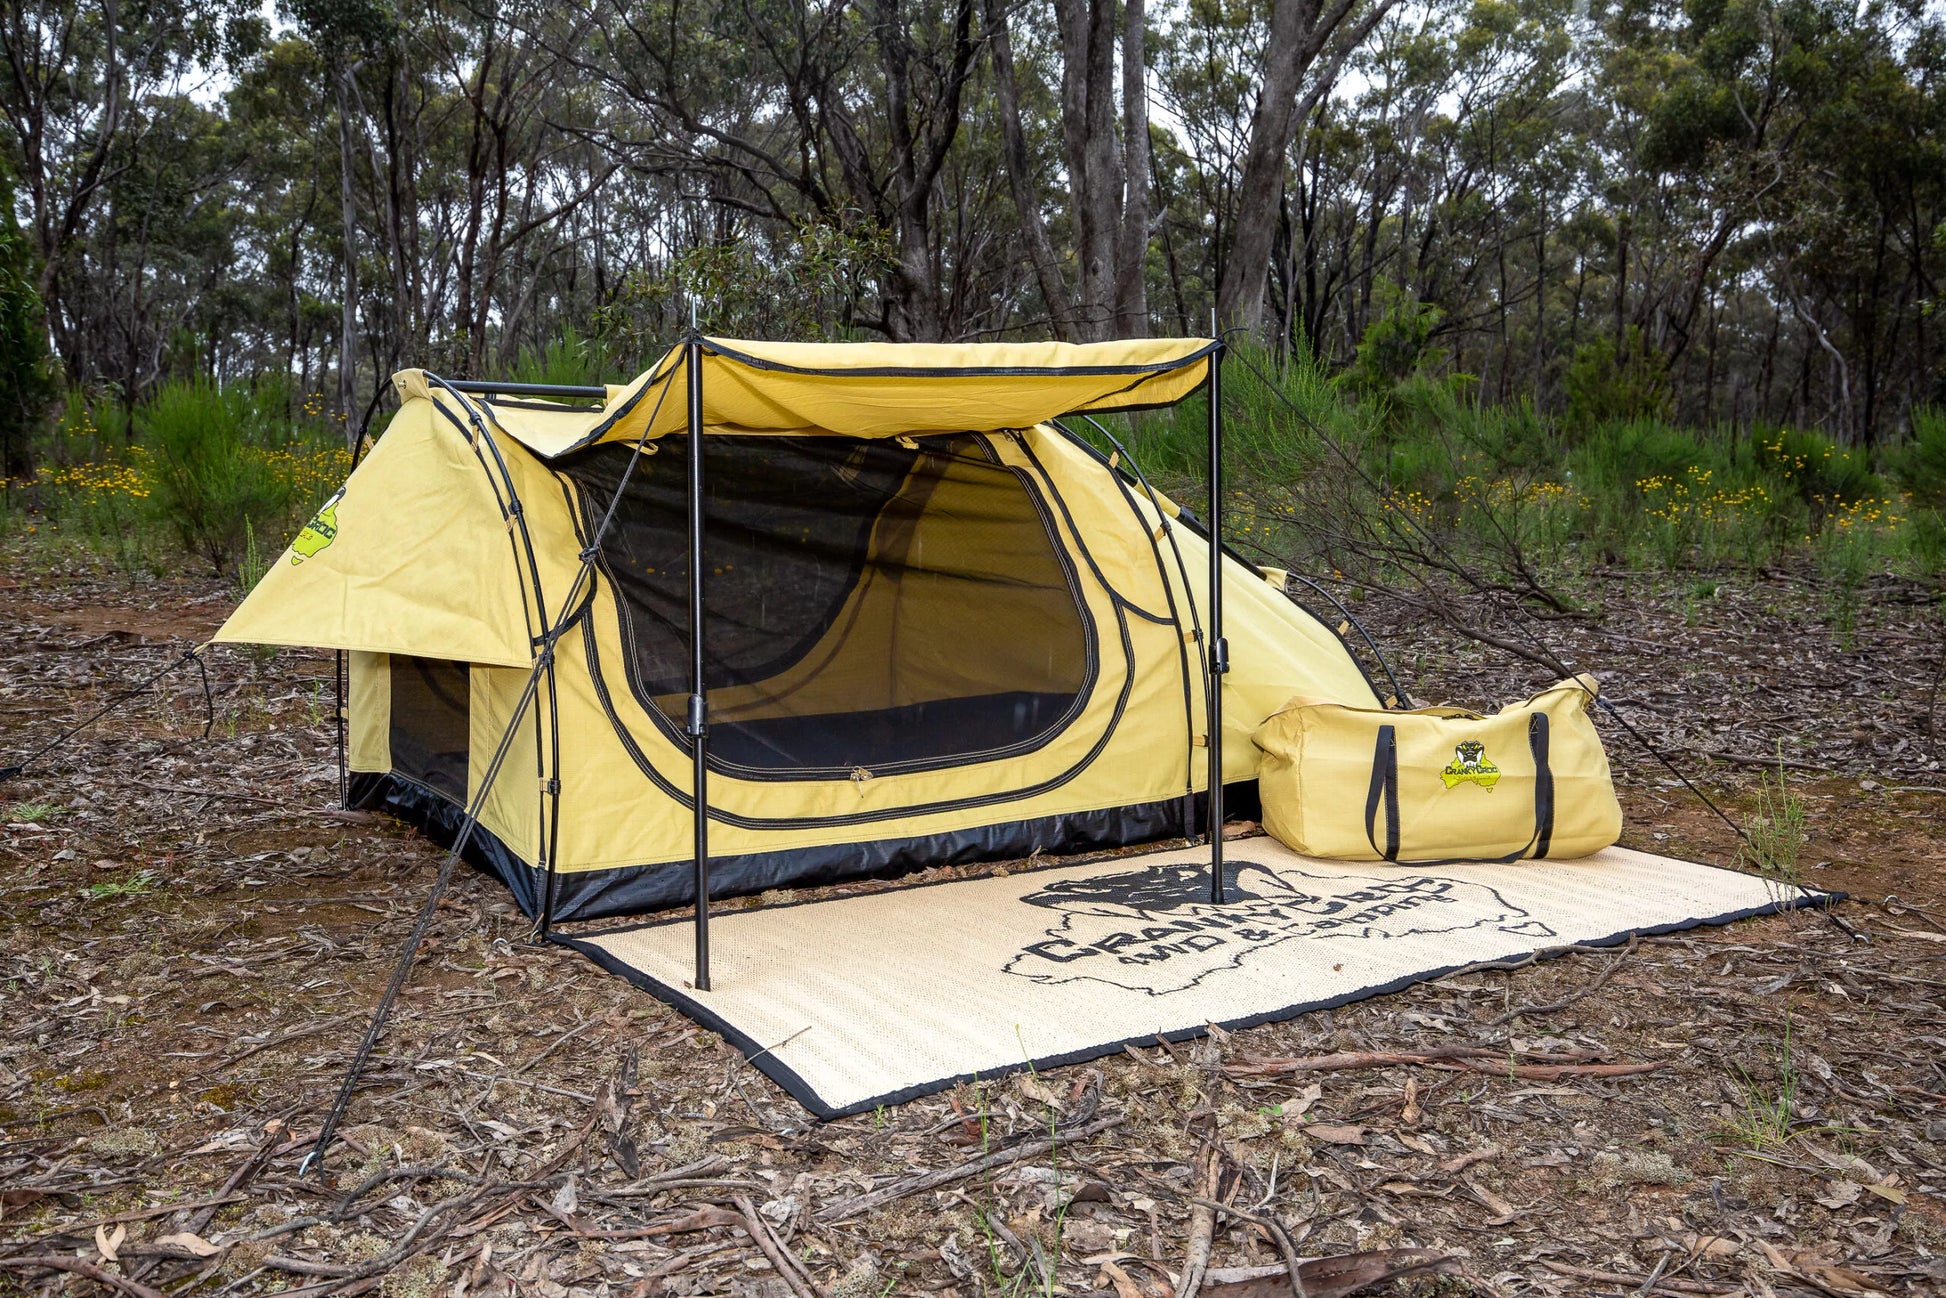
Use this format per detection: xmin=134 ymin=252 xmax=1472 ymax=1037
xmin=551 ymin=856 xmax=1842 ymax=1120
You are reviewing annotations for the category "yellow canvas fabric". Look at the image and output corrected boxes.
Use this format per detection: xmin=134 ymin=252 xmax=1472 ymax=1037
xmin=1253 ymin=675 xmax=1622 ymax=862
xmin=347 ymin=651 xmax=391 ymax=771
xmin=469 ymin=663 xmax=545 ymax=864
xmin=211 ymin=400 xmax=539 ymax=667
xmin=420 ymin=336 xmax=1216 ymax=457
xmin=516 ymin=425 xmax=1379 ymax=874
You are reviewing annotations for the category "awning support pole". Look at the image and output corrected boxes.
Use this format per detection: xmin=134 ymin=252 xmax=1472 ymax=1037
xmin=1207 ymin=340 xmax=1228 ymax=905
xmin=334 ymin=649 xmax=347 ymax=808
xmin=685 ymin=333 xmax=712 ymax=992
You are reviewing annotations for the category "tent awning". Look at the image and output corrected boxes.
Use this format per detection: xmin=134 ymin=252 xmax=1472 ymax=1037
xmin=396 ymin=336 xmax=1217 ymax=458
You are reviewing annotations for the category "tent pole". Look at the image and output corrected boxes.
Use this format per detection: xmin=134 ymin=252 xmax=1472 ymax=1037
xmin=685 ymin=335 xmax=712 ymax=992
xmin=334 ymin=649 xmax=347 ymax=808
xmin=1207 ymin=341 xmax=1227 ymax=905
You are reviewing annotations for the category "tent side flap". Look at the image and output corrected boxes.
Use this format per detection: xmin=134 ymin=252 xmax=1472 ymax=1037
xmin=212 ymin=397 xmax=538 ymax=667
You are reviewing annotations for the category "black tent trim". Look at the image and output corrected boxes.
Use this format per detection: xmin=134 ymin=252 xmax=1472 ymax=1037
xmin=349 ymin=768 xmax=1228 ymax=922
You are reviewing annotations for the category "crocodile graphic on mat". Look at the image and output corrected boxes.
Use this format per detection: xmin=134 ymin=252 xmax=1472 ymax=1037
xmin=1001 ymin=861 xmax=1554 ymax=996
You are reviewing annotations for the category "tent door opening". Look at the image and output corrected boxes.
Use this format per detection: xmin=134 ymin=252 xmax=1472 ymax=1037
xmin=559 ymin=432 xmax=1097 ymax=782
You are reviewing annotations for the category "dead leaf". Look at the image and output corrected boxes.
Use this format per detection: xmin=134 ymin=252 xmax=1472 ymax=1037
xmin=1284 ymin=1082 xmax=1323 ymax=1117
xmin=1466 ymin=1178 xmax=1522 ymax=1221
xmin=1790 ymin=1253 xmax=1894 ymax=1297
xmin=1881 ymin=926 xmax=1946 ymax=943
xmin=551 ymin=1175 xmax=578 ymax=1217
xmin=1861 ymin=1179 xmax=1906 ymax=1206
xmin=1015 ymin=1074 xmax=1062 ymax=1108
xmin=1096 ymin=1259 xmax=1145 ymax=1298
xmin=1677 ymin=1232 xmax=1740 ymax=1260
xmin=1202 ymin=1248 xmax=1453 ymax=1298
xmin=156 ymin=1230 xmax=223 ymax=1257
xmin=96 ymin=1221 xmax=126 ymax=1262
xmin=1437 ymin=1144 xmax=1499 ymax=1174
xmin=1815 ymin=1180 xmax=1863 ymax=1210
xmin=1305 ymin=1123 xmax=1366 ymax=1145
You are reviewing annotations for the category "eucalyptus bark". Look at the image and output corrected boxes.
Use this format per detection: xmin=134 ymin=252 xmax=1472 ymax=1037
xmin=986 ymin=0 xmax=1076 ymax=336
xmin=1054 ymin=0 xmax=1122 ymax=339
xmin=1113 ymin=0 xmax=1149 ymax=337
xmin=334 ymin=64 xmax=361 ymax=444
xmin=1215 ymin=0 xmax=1389 ymax=336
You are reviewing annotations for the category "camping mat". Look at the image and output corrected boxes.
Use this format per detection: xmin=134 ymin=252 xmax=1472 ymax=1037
xmin=558 ymin=839 xmax=1822 ymax=1118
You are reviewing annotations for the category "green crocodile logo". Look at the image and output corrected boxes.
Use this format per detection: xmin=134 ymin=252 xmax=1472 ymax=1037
xmin=290 ymin=490 xmax=344 ymax=564
xmin=1440 ymin=739 xmax=1500 ymax=790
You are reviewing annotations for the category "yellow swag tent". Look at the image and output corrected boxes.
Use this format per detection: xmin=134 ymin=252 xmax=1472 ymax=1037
xmin=216 ymin=337 xmax=1382 ymax=926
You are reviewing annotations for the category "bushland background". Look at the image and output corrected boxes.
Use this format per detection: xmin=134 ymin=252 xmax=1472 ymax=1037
xmin=0 ymin=0 xmax=1942 ymax=610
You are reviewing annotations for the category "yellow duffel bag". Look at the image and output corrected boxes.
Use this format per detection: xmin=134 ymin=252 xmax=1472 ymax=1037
xmin=1253 ymin=674 xmax=1622 ymax=863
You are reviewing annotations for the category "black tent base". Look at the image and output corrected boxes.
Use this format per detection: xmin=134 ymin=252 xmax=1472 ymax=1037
xmin=349 ymin=770 xmax=1264 ymax=926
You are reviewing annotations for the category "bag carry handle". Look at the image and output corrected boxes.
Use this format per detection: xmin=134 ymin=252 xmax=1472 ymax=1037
xmin=1363 ymin=713 xmax=1555 ymax=865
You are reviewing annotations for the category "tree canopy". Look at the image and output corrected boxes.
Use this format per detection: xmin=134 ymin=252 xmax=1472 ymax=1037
xmin=2 ymin=0 xmax=1941 ymax=445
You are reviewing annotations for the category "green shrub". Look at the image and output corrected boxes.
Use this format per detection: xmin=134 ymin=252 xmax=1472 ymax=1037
xmin=1884 ymin=406 xmax=1946 ymax=510
xmin=510 ymin=325 xmax=612 ymax=390
xmin=1340 ymin=282 xmax=1449 ymax=404
xmin=0 ymin=160 xmax=53 ymax=479
xmin=141 ymin=379 xmax=301 ymax=573
xmin=1563 ymin=328 xmax=1669 ymax=429
xmin=1749 ymin=426 xmax=1882 ymax=524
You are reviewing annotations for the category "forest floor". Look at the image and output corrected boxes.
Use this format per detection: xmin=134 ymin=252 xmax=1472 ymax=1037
xmin=2 ymin=539 xmax=1944 ymax=1298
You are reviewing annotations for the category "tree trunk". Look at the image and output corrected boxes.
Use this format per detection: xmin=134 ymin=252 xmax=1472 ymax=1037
xmin=1054 ymin=0 xmax=1121 ymax=340
xmin=987 ymin=0 xmax=1075 ymax=337
xmin=1113 ymin=0 xmax=1150 ymax=338
xmin=334 ymin=65 xmax=361 ymax=446
xmin=1217 ymin=0 xmax=1385 ymax=335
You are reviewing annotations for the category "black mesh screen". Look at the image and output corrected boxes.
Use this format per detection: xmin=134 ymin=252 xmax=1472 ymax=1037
xmin=560 ymin=434 xmax=1092 ymax=776
xmin=389 ymin=657 xmax=470 ymax=803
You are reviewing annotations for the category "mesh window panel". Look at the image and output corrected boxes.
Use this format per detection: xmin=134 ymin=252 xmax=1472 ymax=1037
xmin=389 ymin=657 xmax=470 ymax=803
xmin=560 ymin=434 xmax=1092 ymax=776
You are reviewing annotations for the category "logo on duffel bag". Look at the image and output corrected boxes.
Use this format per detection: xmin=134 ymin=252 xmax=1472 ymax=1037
xmin=1440 ymin=739 xmax=1500 ymax=789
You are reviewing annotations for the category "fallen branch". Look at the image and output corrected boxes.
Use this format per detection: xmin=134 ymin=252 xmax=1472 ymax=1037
xmin=5 ymin=1191 xmax=246 ymax=1243
xmin=264 ymin=1255 xmax=359 ymax=1278
xmin=1540 ymin=1261 xmax=1739 ymax=1294
xmin=1486 ymin=935 xmax=1637 ymax=1026
xmin=1228 ymin=1047 xmax=1502 ymax=1076
xmin=815 ymin=1114 xmax=1124 ymax=1223
xmin=568 ymin=1204 xmax=742 ymax=1240
xmin=737 ymin=1194 xmax=827 ymax=1298
xmin=1175 ymin=1142 xmax=1220 ymax=1298
xmin=1186 ymin=1196 xmax=1304 ymax=1298
xmin=1202 ymin=1249 xmax=1455 ymax=1298
xmin=1448 ymin=1058 xmax=1666 ymax=1082
xmin=1226 ymin=1046 xmax=1663 ymax=1083
xmin=1683 ymin=746 xmax=1828 ymax=772
xmin=0 ymin=1255 xmax=168 ymax=1298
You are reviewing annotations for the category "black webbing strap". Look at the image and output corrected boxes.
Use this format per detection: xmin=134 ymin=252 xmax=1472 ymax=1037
xmin=1532 ymin=711 xmax=1555 ymax=858
xmin=1364 ymin=713 xmax=1554 ymax=865
xmin=1364 ymin=724 xmax=1401 ymax=861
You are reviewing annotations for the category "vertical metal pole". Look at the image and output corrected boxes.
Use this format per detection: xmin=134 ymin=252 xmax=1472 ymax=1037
xmin=335 ymin=649 xmax=348 ymax=808
xmin=1207 ymin=342 xmax=1228 ymax=904
xmin=686 ymin=335 xmax=712 ymax=991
